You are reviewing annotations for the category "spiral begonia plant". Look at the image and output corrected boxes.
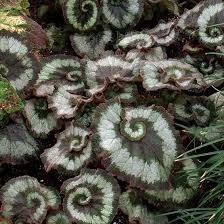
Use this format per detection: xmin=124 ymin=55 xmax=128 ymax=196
xmin=125 ymin=46 xmax=167 ymax=62
xmin=62 ymin=0 xmax=144 ymax=32
xmin=144 ymin=156 xmax=199 ymax=206
xmin=169 ymin=95 xmax=215 ymax=126
xmin=104 ymin=83 xmax=138 ymax=103
xmin=46 ymin=211 xmax=71 ymax=224
xmin=101 ymin=0 xmax=144 ymax=29
xmin=117 ymin=20 xmax=176 ymax=51
xmin=41 ymin=122 xmax=93 ymax=175
xmin=61 ymin=169 xmax=120 ymax=224
xmin=119 ymin=190 xmax=168 ymax=224
xmin=35 ymin=55 xmax=85 ymax=118
xmin=22 ymin=98 xmax=61 ymax=138
xmin=84 ymin=54 xmax=140 ymax=96
xmin=36 ymin=55 xmax=84 ymax=86
xmin=118 ymin=31 xmax=154 ymax=51
xmin=177 ymin=0 xmax=205 ymax=29
xmin=209 ymin=90 xmax=224 ymax=112
xmin=36 ymin=82 xmax=82 ymax=119
xmin=194 ymin=0 xmax=224 ymax=47
xmin=185 ymin=90 xmax=224 ymax=142
xmin=63 ymin=0 xmax=99 ymax=32
xmin=0 ymin=30 xmax=37 ymax=93
xmin=148 ymin=20 xmax=177 ymax=46
xmin=183 ymin=54 xmax=224 ymax=87
xmin=48 ymin=84 xmax=86 ymax=119
xmin=70 ymin=27 xmax=112 ymax=60
xmin=92 ymin=99 xmax=182 ymax=190
xmin=178 ymin=0 xmax=224 ymax=48
xmin=0 ymin=120 xmax=39 ymax=164
xmin=141 ymin=59 xmax=205 ymax=91
xmin=0 ymin=176 xmax=60 ymax=223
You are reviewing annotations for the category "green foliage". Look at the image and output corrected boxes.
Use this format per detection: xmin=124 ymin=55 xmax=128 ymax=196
xmin=0 ymin=217 xmax=12 ymax=224
xmin=0 ymin=0 xmax=30 ymax=15
xmin=0 ymin=176 xmax=60 ymax=223
xmin=0 ymin=75 xmax=24 ymax=125
xmin=163 ymin=146 xmax=224 ymax=223
xmin=46 ymin=25 xmax=66 ymax=53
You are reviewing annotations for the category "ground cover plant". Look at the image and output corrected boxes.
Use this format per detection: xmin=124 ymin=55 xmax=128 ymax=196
xmin=0 ymin=0 xmax=224 ymax=223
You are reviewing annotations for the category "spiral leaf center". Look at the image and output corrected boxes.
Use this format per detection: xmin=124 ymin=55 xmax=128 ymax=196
xmin=76 ymin=187 xmax=92 ymax=206
xmin=66 ymin=71 xmax=81 ymax=82
xmin=70 ymin=134 xmax=88 ymax=152
xmin=26 ymin=191 xmax=44 ymax=209
xmin=120 ymin=120 xmax=146 ymax=141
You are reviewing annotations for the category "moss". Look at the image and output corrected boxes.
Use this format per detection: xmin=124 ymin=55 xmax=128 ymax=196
xmin=0 ymin=0 xmax=30 ymax=15
xmin=0 ymin=216 xmax=12 ymax=224
xmin=0 ymin=76 xmax=24 ymax=124
xmin=0 ymin=221 xmax=11 ymax=224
